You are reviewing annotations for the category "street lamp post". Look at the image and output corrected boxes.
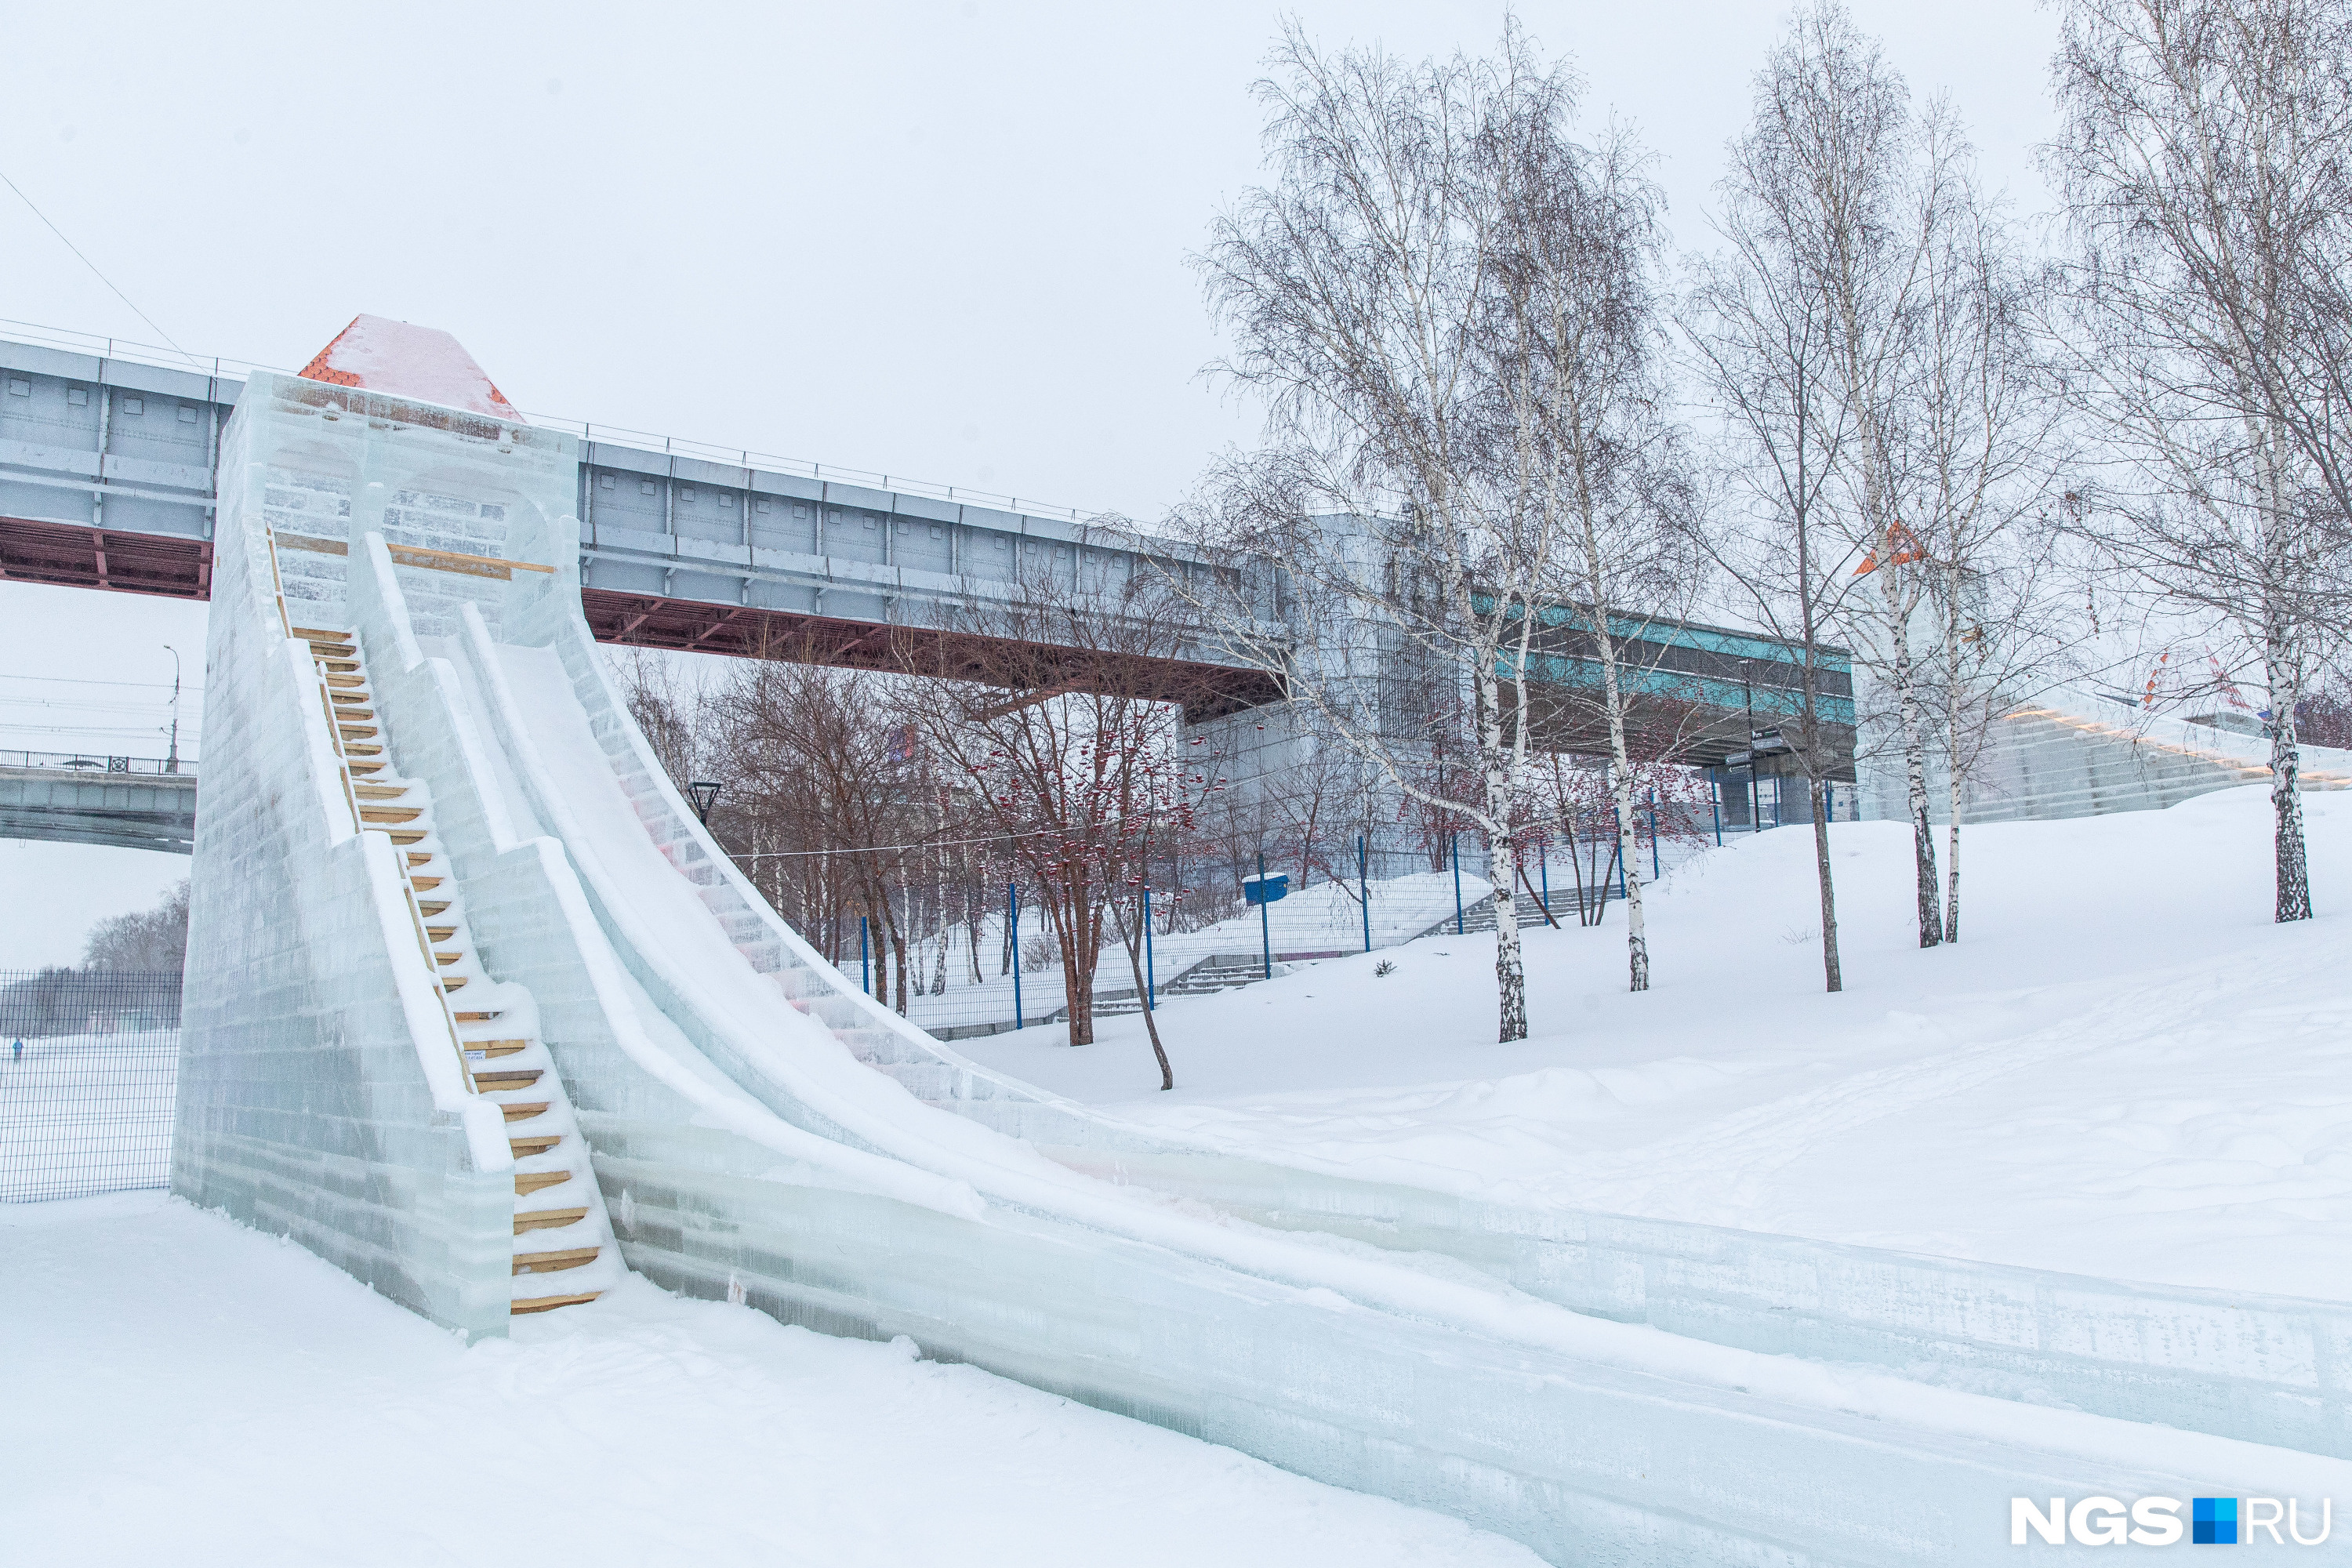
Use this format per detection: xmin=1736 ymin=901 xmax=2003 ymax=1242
xmin=686 ymin=779 xmax=721 ymax=826
xmin=163 ymin=644 xmax=182 ymax=773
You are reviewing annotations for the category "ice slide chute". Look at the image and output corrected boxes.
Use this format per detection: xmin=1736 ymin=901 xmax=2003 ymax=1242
xmin=175 ymin=325 xmax=2340 ymax=1566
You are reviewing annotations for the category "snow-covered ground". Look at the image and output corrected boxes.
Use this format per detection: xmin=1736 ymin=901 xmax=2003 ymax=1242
xmin=961 ymin=786 xmax=2352 ymax=1301
xmin=0 ymin=1193 xmax=1536 ymax=1568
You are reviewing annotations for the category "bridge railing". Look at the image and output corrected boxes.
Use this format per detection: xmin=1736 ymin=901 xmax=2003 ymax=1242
xmin=0 ymin=750 xmax=194 ymax=776
xmin=1 ymin=316 xmax=1105 ymax=528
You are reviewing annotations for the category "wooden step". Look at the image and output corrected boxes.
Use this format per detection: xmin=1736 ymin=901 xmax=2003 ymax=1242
xmin=329 ymin=690 xmax=369 ymax=704
xmin=418 ymin=901 xmax=450 ymax=916
xmin=347 ymin=760 xmax=386 ymax=776
xmin=321 ymin=657 xmax=360 ymax=673
xmin=408 ymin=867 xmax=438 ymax=882
xmin=426 ymin=924 xmax=456 ymax=941
xmin=498 ymin=1102 xmax=550 ymax=1123
xmin=339 ymin=725 xmax=378 ymax=741
xmin=388 ymin=829 xmax=426 ymax=845
xmin=434 ymin=949 xmax=462 ymax=966
xmin=455 ymin=1011 xmax=502 ymax=1024
xmin=325 ymin=673 xmax=366 ymax=689
xmin=292 ymin=626 xmax=350 ymax=642
xmin=473 ymin=1069 xmax=541 ymax=1088
xmin=361 ymin=806 xmax=421 ymax=824
xmin=441 ymin=977 xmax=468 ymax=993
xmin=514 ymin=1170 xmax=570 ymax=1196
xmin=345 ymin=743 xmax=383 ymax=757
xmin=514 ymin=1247 xmax=600 ymax=1276
xmin=511 ymin=1291 xmax=601 ymax=1315
xmin=354 ymin=782 xmax=408 ymax=799
xmin=467 ymin=1038 xmax=526 ymax=1057
xmin=510 ymin=1134 xmax=561 ymax=1156
xmin=514 ymin=1207 xmax=589 ymax=1233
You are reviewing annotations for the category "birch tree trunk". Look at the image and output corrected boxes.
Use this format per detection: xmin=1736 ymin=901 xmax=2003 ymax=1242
xmin=2268 ymin=626 xmax=2314 ymax=923
xmin=1944 ymin=757 xmax=1964 ymax=945
xmin=1586 ymin=622 xmax=1650 ymax=991
xmin=1943 ymin=576 xmax=1963 ymax=943
xmin=1809 ymin=776 xmax=1842 ymax=990
xmin=1890 ymin=629 xmax=1944 ymax=947
xmin=1479 ymin=664 xmax=1528 ymax=1041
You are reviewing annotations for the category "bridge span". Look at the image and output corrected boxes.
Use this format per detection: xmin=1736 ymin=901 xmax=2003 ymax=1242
xmin=0 ymin=324 xmax=1852 ymax=861
xmin=0 ymin=749 xmax=194 ymax=854
xmin=0 ymin=328 xmax=1281 ymax=719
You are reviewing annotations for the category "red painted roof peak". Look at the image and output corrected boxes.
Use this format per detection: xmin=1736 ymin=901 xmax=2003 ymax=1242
xmin=296 ymin=315 xmax=521 ymax=420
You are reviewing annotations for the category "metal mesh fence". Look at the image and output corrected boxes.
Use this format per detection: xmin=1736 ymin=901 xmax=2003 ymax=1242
xmin=0 ymin=969 xmax=182 ymax=1203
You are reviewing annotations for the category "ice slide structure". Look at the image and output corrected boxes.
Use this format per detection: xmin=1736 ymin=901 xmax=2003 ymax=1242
xmin=175 ymin=324 xmax=2347 ymax=1565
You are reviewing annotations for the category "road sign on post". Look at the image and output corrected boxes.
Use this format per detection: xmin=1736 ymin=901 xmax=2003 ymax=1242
xmin=1242 ymin=873 xmax=1290 ymax=905
xmin=1245 ymin=855 xmax=1287 ymax=979
xmin=1008 ymin=882 xmax=1022 ymax=1030
xmin=1358 ymin=835 xmax=1371 ymax=953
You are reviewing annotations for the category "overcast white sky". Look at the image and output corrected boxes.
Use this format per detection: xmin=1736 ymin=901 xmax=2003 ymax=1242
xmin=0 ymin=0 xmax=2060 ymax=964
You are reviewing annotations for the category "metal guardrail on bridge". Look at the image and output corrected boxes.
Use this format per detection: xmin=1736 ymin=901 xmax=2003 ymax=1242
xmin=0 ymin=750 xmax=194 ymax=777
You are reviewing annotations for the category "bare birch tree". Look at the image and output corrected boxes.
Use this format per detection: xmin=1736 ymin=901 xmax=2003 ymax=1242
xmin=1172 ymin=22 xmax=1676 ymax=1037
xmin=2049 ymin=0 xmax=2352 ymax=923
xmin=1679 ymin=14 xmax=1872 ymax=993
xmin=1879 ymin=118 xmax=2074 ymax=944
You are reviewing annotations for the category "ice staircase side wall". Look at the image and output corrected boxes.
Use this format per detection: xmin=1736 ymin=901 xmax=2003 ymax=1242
xmin=172 ymin=389 xmax=514 ymax=1340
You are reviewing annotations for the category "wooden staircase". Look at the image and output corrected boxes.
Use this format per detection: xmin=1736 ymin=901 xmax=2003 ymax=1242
xmin=295 ymin=625 xmax=622 ymax=1316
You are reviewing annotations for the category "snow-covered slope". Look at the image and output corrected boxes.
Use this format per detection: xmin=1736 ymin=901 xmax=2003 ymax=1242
xmin=966 ymin=789 xmax=2352 ymax=1301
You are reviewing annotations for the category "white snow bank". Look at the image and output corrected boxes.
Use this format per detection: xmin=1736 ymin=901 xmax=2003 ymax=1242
xmin=0 ymin=1194 xmax=1540 ymax=1568
xmin=961 ymin=786 xmax=2352 ymax=1300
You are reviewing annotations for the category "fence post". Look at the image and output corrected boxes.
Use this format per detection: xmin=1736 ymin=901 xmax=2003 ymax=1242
xmin=1650 ymin=790 xmax=1661 ymax=880
xmin=1008 ymin=882 xmax=1022 ymax=1031
xmin=1711 ymin=780 xmax=1722 ymax=846
xmin=1541 ymin=845 xmax=1549 ymax=915
xmin=1258 ymin=851 xmax=1273 ymax=980
xmin=1451 ymin=833 xmax=1464 ymax=935
xmin=1615 ymin=809 xmax=1628 ymax=899
xmin=1358 ymin=834 xmax=1371 ymax=953
xmin=859 ymin=915 xmax=869 ymax=997
xmin=1142 ymin=887 xmax=1155 ymax=1011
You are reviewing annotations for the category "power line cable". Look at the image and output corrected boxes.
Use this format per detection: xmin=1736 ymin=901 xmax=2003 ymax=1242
xmin=0 ymin=164 xmax=201 ymax=369
xmin=0 ymin=673 xmax=205 ymax=693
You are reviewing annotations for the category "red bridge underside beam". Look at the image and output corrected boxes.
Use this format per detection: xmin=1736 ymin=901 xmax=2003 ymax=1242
xmin=0 ymin=518 xmax=1281 ymax=723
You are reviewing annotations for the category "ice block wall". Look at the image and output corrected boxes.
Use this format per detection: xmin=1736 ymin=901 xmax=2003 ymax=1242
xmin=172 ymin=373 xmax=522 ymax=1338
